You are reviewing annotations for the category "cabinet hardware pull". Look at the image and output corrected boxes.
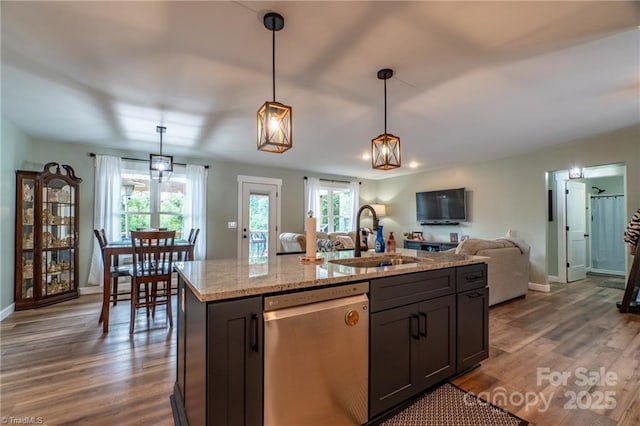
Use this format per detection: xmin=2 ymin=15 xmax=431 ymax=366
xmin=419 ymin=312 xmax=427 ymax=338
xmin=467 ymin=292 xmax=482 ymax=298
xmin=410 ymin=314 xmax=420 ymax=340
xmin=466 ymin=275 xmax=482 ymax=281
xmin=250 ymin=314 xmax=259 ymax=352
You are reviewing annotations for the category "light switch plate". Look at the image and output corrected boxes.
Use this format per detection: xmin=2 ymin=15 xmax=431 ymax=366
xmin=228 ymin=221 xmax=237 ymax=229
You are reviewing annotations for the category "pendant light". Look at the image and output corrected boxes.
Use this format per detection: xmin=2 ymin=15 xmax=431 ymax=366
xmin=150 ymin=125 xmax=172 ymax=182
xmin=257 ymin=12 xmax=292 ymax=153
xmin=569 ymin=167 xmax=583 ymax=179
xmin=371 ymin=68 xmax=401 ymax=170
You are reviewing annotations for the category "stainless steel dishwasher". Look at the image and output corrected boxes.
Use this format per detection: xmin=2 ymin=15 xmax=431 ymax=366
xmin=263 ymin=282 xmax=369 ymax=426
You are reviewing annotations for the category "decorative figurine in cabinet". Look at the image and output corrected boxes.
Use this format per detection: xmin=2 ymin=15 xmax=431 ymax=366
xmin=15 ymin=163 xmax=82 ymax=310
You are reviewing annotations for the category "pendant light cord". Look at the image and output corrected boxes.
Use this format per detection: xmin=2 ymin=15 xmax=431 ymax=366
xmin=159 ymin=130 xmax=163 ymax=155
xmin=384 ymin=78 xmax=387 ymax=134
xmin=272 ymin=19 xmax=276 ymax=102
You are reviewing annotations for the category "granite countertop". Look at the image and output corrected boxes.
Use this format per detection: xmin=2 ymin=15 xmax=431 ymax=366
xmin=176 ymin=248 xmax=487 ymax=302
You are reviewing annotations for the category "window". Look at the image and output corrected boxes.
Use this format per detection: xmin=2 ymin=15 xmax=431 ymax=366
xmin=318 ymin=183 xmax=353 ymax=233
xmin=120 ymin=161 xmax=186 ymax=238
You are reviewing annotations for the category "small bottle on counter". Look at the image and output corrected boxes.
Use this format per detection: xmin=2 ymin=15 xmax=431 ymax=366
xmin=386 ymin=232 xmax=396 ymax=253
xmin=374 ymin=226 xmax=386 ymax=253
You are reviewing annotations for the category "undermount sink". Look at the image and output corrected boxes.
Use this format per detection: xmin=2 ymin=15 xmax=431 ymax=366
xmin=329 ymin=254 xmax=434 ymax=268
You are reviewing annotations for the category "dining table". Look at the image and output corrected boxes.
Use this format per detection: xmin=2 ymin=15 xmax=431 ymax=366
xmin=99 ymin=238 xmax=194 ymax=333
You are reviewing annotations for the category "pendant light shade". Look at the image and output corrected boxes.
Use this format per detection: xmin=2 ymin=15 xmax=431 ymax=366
xmin=569 ymin=167 xmax=584 ymax=179
xmin=257 ymin=12 xmax=292 ymax=153
xmin=150 ymin=125 xmax=172 ymax=182
xmin=372 ymin=68 xmax=401 ymax=170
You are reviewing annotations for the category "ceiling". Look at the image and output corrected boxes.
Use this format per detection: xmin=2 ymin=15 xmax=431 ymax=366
xmin=2 ymin=2 xmax=638 ymax=180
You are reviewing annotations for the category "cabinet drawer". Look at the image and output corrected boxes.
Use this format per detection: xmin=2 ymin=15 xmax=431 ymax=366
xmin=456 ymin=264 xmax=487 ymax=292
xmin=370 ymin=269 xmax=455 ymax=312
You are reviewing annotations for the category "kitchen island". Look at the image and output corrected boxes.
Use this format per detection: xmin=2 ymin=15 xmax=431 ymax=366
xmin=172 ymin=249 xmax=489 ymax=425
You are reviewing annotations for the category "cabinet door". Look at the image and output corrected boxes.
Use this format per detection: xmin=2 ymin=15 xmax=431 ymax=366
xmin=208 ymin=297 xmax=263 ymax=426
xmin=370 ymin=303 xmax=419 ymax=418
xmin=15 ymin=172 xmax=38 ymax=308
xmin=457 ymin=288 xmax=489 ymax=372
xmin=415 ymin=295 xmax=456 ymax=390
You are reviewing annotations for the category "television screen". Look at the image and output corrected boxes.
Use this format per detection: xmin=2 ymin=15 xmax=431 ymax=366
xmin=416 ymin=188 xmax=467 ymax=223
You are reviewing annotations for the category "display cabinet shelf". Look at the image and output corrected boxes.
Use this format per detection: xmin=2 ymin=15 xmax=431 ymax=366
xmin=15 ymin=163 xmax=82 ymax=310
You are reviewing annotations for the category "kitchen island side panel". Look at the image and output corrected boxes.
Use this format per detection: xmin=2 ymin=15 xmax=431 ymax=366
xmin=183 ymin=277 xmax=207 ymax=425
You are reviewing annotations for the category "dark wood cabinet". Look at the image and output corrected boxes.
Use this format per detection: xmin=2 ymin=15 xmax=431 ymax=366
xmin=208 ymin=297 xmax=263 ymax=426
xmin=370 ymin=303 xmax=418 ymax=417
xmin=457 ymin=287 xmax=489 ymax=373
xmin=369 ymin=271 xmax=457 ymax=418
xmin=175 ymin=276 xmax=263 ymax=426
xmin=370 ymin=294 xmax=456 ymax=418
xmin=404 ymin=240 xmax=458 ymax=252
xmin=370 ymin=264 xmax=488 ymax=419
xmin=416 ymin=295 xmax=456 ymax=388
xmin=15 ymin=163 xmax=82 ymax=310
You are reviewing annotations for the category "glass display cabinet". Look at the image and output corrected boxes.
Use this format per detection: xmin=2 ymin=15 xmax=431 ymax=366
xmin=15 ymin=162 xmax=82 ymax=310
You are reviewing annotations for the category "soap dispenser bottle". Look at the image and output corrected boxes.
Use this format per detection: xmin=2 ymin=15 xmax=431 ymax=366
xmin=375 ymin=226 xmax=386 ymax=253
xmin=386 ymin=232 xmax=396 ymax=253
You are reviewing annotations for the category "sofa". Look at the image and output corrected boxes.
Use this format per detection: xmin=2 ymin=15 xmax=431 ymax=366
xmin=455 ymin=238 xmax=530 ymax=306
xmin=279 ymin=231 xmax=358 ymax=253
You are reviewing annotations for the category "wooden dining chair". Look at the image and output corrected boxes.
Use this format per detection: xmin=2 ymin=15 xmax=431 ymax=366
xmin=129 ymin=230 xmax=176 ymax=334
xmin=189 ymin=228 xmax=200 ymax=245
xmin=179 ymin=228 xmax=200 ymax=261
xmin=94 ymin=229 xmax=130 ymax=305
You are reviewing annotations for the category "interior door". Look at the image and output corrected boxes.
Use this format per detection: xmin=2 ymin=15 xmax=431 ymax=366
xmin=239 ymin=182 xmax=278 ymax=262
xmin=566 ymin=180 xmax=587 ymax=282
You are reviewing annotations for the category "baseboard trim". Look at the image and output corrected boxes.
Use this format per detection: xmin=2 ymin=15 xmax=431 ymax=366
xmin=547 ymin=275 xmax=560 ymax=283
xmin=0 ymin=303 xmax=15 ymax=321
xmin=529 ymin=282 xmax=551 ymax=293
xmin=590 ymin=269 xmax=625 ymax=277
xmin=79 ymin=286 xmax=103 ymax=295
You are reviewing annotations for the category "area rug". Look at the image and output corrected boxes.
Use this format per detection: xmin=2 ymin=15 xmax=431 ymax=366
xmin=598 ymin=279 xmax=626 ymax=290
xmin=380 ymin=383 xmax=528 ymax=426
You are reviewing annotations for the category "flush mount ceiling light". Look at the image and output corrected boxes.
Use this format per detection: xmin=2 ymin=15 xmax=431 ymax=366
xmin=150 ymin=125 xmax=172 ymax=182
xmin=371 ymin=68 xmax=401 ymax=170
xmin=257 ymin=12 xmax=292 ymax=153
xmin=569 ymin=167 xmax=584 ymax=179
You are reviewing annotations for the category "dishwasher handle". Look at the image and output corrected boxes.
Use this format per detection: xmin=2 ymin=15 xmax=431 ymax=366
xmin=250 ymin=313 xmax=259 ymax=352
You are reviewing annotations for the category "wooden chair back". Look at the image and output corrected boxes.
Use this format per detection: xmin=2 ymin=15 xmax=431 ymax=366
xmin=188 ymin=228 xmax=200 ymax=245
xmin=94 ymin=228 xmax=108 ymax=249
xmin=130 ymin=230 xmax=176 ymax=284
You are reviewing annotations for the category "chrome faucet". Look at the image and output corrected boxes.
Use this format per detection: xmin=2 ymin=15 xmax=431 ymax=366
xmin=354 ymin=204 xmax=379 ymax=257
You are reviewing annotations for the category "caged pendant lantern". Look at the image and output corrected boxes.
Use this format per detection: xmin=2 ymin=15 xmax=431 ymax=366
xmin=150 ymin=125 xmax=172 ymax=182
xmin=257 ymin=12 xmax=292 ymax=153
xmin=371 ymin=68 xmax=401 ymax=170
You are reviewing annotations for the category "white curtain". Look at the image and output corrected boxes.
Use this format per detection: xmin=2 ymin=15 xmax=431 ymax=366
xmin=183 ymin=164 xmax=208 ymax=260
xmin=591 ymin=195 xmax=625 ymax=273
xmin=349 ymin=181 xmax=360 ymax=231
xmin=304 ymin=177 xmax=321 ymax=230
xmin=87 ymin=155 xmax=122 ymax=286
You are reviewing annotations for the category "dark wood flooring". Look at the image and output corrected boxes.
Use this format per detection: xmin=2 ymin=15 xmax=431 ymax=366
xmin=1 ymin=275 xmax=638 ymax=425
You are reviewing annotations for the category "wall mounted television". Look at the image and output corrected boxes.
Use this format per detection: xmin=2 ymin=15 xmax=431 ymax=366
xmin=416 ymin=187 xmax=467 ymax=225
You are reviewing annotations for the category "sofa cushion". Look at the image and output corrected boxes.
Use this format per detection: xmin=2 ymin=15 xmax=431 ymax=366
xmin=456 ymin=238 xmax=515 ymax=255
xmin=334 ymin=235 xmax=355 ymax=249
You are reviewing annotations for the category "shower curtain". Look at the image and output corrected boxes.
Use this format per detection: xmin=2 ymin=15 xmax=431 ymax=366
xmin=591 ymin=195 xmax=625 ymax=274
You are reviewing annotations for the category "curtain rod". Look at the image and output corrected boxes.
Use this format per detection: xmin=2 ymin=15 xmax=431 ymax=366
xmin=304 ymin=176 xmax=361 ymax=185
xmin=89 ymin=152 xmax=209 ymax=169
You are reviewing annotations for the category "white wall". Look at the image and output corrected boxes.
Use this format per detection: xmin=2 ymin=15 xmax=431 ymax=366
xmin=1 ymin=118 xmax=29 ymax=312
xmin=377 ymin=125 xmax=640 ymax=284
